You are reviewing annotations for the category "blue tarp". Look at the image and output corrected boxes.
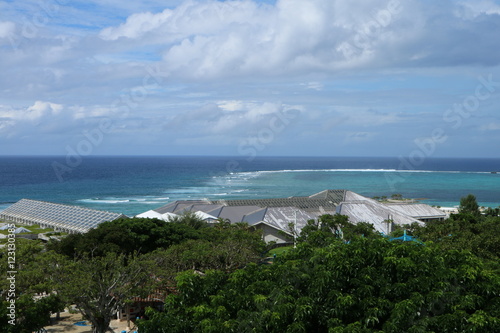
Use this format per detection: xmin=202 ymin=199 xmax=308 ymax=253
xmin=389 ymin=230 xmax=423 ymax=243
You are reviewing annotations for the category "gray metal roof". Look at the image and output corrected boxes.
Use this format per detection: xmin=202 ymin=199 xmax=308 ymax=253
xmin=242 ymin=208 xmax=268 ymax=225
xmin=155 ymin=200 xmax=211 ymax=214
xmin=205 ymin=206 xmax=224 ymax=217
xmin=217 ymin=206 xmax=264 ymax=224
xmin=153 ymin=190 xmax=347 ymax=216
xmin=263 ymin=207 xmax=316 ymax=235
xmin=212 ymin=189 xmax=346 ymax=213
xmin=150 ymin=190 xmax=353 ymax=239
xmin=150 ymin=189 xmax=436 ymax=238
xmin=153 ymin=199 xmax=315 ymax=236
xmin=0 ymin=199 xmax=126 ymax=233
xmin=336 ymin=193 xmax=424 ymax=234
xmin=384 ymin=203 xmax=447 ymax=219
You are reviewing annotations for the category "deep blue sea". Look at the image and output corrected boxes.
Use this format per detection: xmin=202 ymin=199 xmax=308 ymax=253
xmin=1 ymin=156 xmax=499 ymax=216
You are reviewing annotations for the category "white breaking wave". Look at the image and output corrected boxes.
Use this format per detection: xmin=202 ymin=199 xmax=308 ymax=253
xmin=78 ymin=199 xmax=130 ymax=204
xmin=164 ymin=188 xmax=213 ymax=194
xmin=78 ymin=196 xmax=170 ymax=205
xmin=230 ymin=169 xmax=492 ymax=177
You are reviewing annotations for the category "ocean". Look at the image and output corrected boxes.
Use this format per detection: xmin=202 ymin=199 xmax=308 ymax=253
xmin=1 ymin=156 xmax=499 ymax=216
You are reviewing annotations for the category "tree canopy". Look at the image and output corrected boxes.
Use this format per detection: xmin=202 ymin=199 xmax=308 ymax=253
xmin=48 ymin=217 xmax=204 ymax=258
xmin=137 ymin=206 xmax=500 ymax=333
xmin=53 ymin=252 xmax=153 ymax=333
xmin=3 ymin=195 xmax=500 ymax=333
xmin=139 ymin=238 xmax=500 ymax=333
xmin=413 ymin=198 xmax=500 ymax=268
xmin=0 ymin=239 xmax=65 ymax=332
xmin=16 ymin=216 xmax=266 ymax=333
xmin=459 ymin=193 xmax=481 ymax=216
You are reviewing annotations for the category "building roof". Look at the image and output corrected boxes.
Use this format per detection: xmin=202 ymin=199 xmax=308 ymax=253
xmin=213 ymin=189 xmax=346 ymax=213
xmin=263 ymin=207 xmax=316 ymax=235
xmin=384 ymin=203 xmax=448 ymax=219
xmin=136 ymin=210 xmax=178 ymax=221
xmin=153 ymin=190 xmax=346 ymax=216
xmin=14 ymin=227 xmax=32 ymax=234
xmin=337 ymin=201 xmax=423 ymax=234
xmin=150 ymin=189 xmax=440 ymax=240
xmin=193 ymin=211 xmax=218 ymax=221
xmin=0 ymin=199 xmax=126 ymax=233
xmin=155 ymin=200 xmax=217 ymax=215
xmin=336 ymin=192 xmax=424 ymax=234
xmin=152 ymin=199 xmax=316 ymax=237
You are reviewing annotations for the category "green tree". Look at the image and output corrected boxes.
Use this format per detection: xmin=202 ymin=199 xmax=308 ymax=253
xmin=459 ymin=193 xmax=480 ymax=216
xmin=48 ymin=217 xmax=202 ymax=258
xmin=484 ymin=206 xmax=500 ymax=217
xmin=146 ymin=222 xmax=266 ymax=284
xmin=391 ymin=194 xmax=403 ymax=200
xmin=0 ymin=239 xmax=65 ymax=332
xmin=169 ymin=211 xmax=208 ymax=230
xmin=54 ymin=252 xmax=154 ymax=333
xmin=0 ymin=294 xmax=64 ymax=333
xmin=413 ymin=213 xmax=500 ymax=268
xmin=298 ymin=214 xmax=379 ymax=247
xmin=139 ymin=238 xmax=500 ymax=332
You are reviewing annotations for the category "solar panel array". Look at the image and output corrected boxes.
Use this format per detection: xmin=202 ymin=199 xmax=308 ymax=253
xmin=0 ymin=199 xmax=125 ymax=233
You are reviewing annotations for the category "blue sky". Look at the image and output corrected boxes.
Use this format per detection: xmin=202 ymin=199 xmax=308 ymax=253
xmin=1 ymin=0 xmax=500 ymax=157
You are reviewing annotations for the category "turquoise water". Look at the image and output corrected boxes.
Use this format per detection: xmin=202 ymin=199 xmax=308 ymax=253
xmin=221 ymin=169 xmax=500 ymax=208
xmin=0 ymin=156 xmax=499 ymax=216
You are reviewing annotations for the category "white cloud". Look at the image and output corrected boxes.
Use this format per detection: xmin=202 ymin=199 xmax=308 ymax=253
xmin=332 ymin=108 xmax=404 ymax=128
xmin=166 ymin=100 xmax=302 ymax=137
xmin=94 ymin=0 xmax=500 ymax=79
xmin=217 ymin=100 xmax=245 ymax=112
xmin=0 ymin=101 xmax=63 ymax=123
xmin=72 ymin=105 xmax=121 ymax=120
xmin=344 ymin=131 xmax=376 ymax=143
xmin=0 ymin=21 xmax=15 ymax=38
xmin=98 ymin=0 xmax=408 ymax=77
xmin=99 ymin=0 xmax=265 ymax=41
xmin=0 ymin=101 xmax=122 ymax=139
xmin=100 ymin=9 xmax=174 ymax=40
xmin=303 ymin=82 xmax=324 ymax=91
xmin=458 ymin=0 xmax=500 ymax=18
xmin=480 ymin=122 xmax=500 ymax=131
xmin=1 ymin=0 xmax=500 ymax=156
xmin=0 ymin=102 xmax=63 ymax=137
xmin=25 ymin=101 xmax=63 ymax=120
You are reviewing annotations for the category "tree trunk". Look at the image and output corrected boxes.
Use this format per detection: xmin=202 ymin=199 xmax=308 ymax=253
xmin=126 ymin=303 xmax=131 ymax=330
xmin=91 ymin=316 xmax=112 ymax=333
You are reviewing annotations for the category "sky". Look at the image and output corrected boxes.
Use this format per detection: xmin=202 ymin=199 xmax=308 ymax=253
xmin=1 ymin=0 xmax=500 ymax=158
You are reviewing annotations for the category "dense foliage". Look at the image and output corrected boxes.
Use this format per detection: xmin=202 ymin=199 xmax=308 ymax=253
xmin=0 ymin=240 xmax=65 ymax=332
xmin=2 ymin=194 xmax=500 ymax=333
xmin=298 ymin=214 xmax=379 ymax=247
xmin=54 ymin=252 xmax=153 ymax=333
xmin=138 ymin=196 xmax=500 ymax=332
xmin=412 ymin=195 xmax=500 ymax=268
xmin=48 ymin=217 xmax=204 ymax=257
xmin=139 ymin=237 xmax=500 ymax=333
xmin=1 ymin=215 xmax=266 ymax=333
xmin=147 ymin=222 xmax=267 ymax=280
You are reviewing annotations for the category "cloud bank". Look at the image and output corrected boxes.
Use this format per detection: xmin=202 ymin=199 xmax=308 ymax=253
xmin=1 ymin=0 xmax=500 ymax=156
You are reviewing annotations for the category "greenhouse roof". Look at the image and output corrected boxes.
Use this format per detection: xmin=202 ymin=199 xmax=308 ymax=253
xmin=0 ymin=199 xmax=126 ymax=233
